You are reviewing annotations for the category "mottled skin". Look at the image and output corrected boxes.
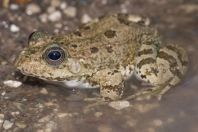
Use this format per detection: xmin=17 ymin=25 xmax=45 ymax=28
xmin=15 ymin=14 xmax=188 ymax=100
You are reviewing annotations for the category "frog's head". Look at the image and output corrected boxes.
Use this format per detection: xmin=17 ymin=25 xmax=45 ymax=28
xmin=15 ymin=31 xmax=90 ymax=81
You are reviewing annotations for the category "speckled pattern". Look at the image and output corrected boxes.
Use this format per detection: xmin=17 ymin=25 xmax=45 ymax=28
xmin=15 ymin=14 xmax=188 ymax=100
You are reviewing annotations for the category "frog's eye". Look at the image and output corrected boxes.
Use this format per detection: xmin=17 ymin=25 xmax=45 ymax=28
xmin=28 ymin=31 xmax=47 ymax=44
xmin=43 ymin=45 xmax=66 ymax=66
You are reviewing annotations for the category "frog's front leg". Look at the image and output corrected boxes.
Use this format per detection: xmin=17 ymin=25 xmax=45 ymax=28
xmin=134 ymin=44 xmax=188 ymax=100
xmin=91 ymin=69 xmax=125 ymax=100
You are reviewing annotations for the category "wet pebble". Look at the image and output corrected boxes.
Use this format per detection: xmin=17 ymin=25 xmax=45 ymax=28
xmin=60 ymin=2 xmax=67 ymax=10
xmin=51 ymin=0 xmax=61 ymax=7
xmin=3 ymin=80 xmax=22 ymax=88
xmin=39 ymin=13 xmax=48 ymax=23
xmin=94 ymin=112 xmax=103 ymax=118
xmin=98 ymin=125 xmax=112 ymax=132
xmin=0 ymin=114 xmax=4 ymax=126
xmin=64 ymin=6 xmax=77 ymax=18
xmin=40 ymin=88 xmax=48 ymax=95
xmin=48 ymin=11 xmax=62 ymax=22
xmin=153 ymin=119 xmax=163 ymax=127
xmin=108 ymin=100 xmax=130 ymax=110
xmin=26 ymin=3 xmax=41 ymax=15
xmin=10 ymin=4 xmax=19 ymax=10
xmin=10 ymin=24 xmax=20 ymax=33
xmin=81 ymin=14 xmax=92 ymax=23
xmin=15 ymin=122 xmax=27 ymax=129
xmin=3 ymin=120 xmax=14 ymax=130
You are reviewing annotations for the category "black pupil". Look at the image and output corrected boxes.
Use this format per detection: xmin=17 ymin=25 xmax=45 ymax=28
xmin=48 ymin=50 xmax=61 ymax=60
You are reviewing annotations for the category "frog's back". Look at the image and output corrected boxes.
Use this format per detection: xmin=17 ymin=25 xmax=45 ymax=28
xmin=63 ymin=14 xmax=159 ymax=69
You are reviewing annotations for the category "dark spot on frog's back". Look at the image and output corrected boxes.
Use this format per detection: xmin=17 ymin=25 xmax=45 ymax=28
xmin=73 ymin=31 xmax=82 ymax=37
xmin=106 ymin=46 xmax=113 ymax=53
xmin=71 ymin=44 xmax=78 ymax=48
xmin=104 ymin=30 xmax=116 ymax=38
xmin=90 ymin=47 xmax=99 ymax=53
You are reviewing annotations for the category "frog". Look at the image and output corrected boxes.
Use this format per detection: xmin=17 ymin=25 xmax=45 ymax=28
xmin=15 ymin=14 xmax=188 ymax=100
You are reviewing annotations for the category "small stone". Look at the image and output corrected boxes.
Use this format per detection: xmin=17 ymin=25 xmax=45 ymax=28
xmin=39 ymin=14 xmax=48 ymax=23
xmin=0 ymin=114 xmax=4 ymax=124
xmin=3 ymin=120 xmax=14 ymax=130
xmin=108 ymin=100 xmax=130 ymax=110
xmin=45 ymin=121 xmax=57 ymax=132
xmin=64 ymin=6 xmax=77 ymax=18
xmin=128 ymin=15 xmax=143 ymax=23
xmin=48 ymin=11 xmax=62 ymax=22
xmin=57 ymin=113 xmax=70 ymax=118
xmin=47 ymin=6 xmax=56 ymax=14
xmin=38 ymin=116 xmax=50 ymax=123
xmin=153 ymin=119 xmax=163 ymax=127
xmin=40 ymin=88 xmax=48 ymax=95
xmin=60 ymin=2 xmax=67 ymax=10
xmin=15 ymin=122 xmax=27 ymax=129
xmin=81 ymin=14 xmax=92 ymax=23
xmin=3 ymin=80 xmax=22 ymax=88
xmin=97 ymin=125 xmax=112 ymax=132
xmin=10 ymin=4 xmax=19 ymax=10
xmin=26 ymin=3 xmax=41 ymax=15
xmin=101 ymin=0 xmax=107 ymax=5
xmin=1 ymin=91 xmax=6 ymax=96
xmin=95 ymin=112 xmax=103 ymax=118
xmin=10 ymin=24 xmax=20 ymax=33
xmin=51 ymin=0 xmax=61 ymax=7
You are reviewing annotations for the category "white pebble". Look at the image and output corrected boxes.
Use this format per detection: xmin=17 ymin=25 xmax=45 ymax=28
xmin=39 ymin=13 xmax=48 ymax=23
xmin=10 ymin=4 xmax=19 ymax=10
xmin=51 ymin=0 xmax=61 ymax=7
xmin=153 ymin=119 xmax=163 ymax=127
xmin=40 ymin=88 xmax=48 ymax=95
xmin=3 ymin=120 xmax=14 ymax=130
xmin=0 ymin=114 xmax=4 ymax=123
xmin=81 ymin=14 xmax=92 ymax=23
xmin=64 ymin=6 xmax=77 ymax=18
xmin=3 ymin=80 xmax=22 ymax=88
xmin=108 ymin=100 xmax=130 ymax=110
xmin=10 ymin=24 xmax=20 ymax=33
xmin=48 ymin=11 xmax=62 ymax=22
xmin=26 ymin=3 xmax=41 ymax=15
xmin=60 ymin=2 xmax=67 ymax=10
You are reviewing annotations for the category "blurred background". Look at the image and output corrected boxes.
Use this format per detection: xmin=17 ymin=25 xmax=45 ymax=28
xmin=0 ymin=0 xmax=198 ymax=132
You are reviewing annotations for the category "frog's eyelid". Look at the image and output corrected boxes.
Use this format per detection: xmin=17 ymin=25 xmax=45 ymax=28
xmin=28 ymin=31 xmax=47 ymax=44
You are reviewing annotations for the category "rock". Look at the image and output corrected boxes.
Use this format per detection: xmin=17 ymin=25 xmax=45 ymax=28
xmin=64 ymin=6 xmax=77 ymax=18
xmin=97 ymin=125 xmax=112 ymax=132
xmin=3 ymin=80 xmax=22 ymax=88
xmin=26 ymin=3 xmax=41 ymax=15
xmin=3 ymin=120 xmax=14 ymax=130
xmin=60 ymin=2 xmax=67 ymax=10
xmin=95 ymin=112 xmax=103 ymax=118
xmin=39 ymin=13 xmax=48 ymax=23
xmin=38 ymin=116 xmax=51 ymax=123
xmin=15 ymin=122 xmax=27 ymax=129
xmin=81 ymin=14 xmax=92 ymax=23
xmin=0 ymin=114 xmax=4 ymax=125
xmin=153 ymin=119 xmax=163 ymax=127
xmin=51 ymin=0 xmax=61 ymax=7
xmin=108 ymin=100 xmax=130 ymax=110
xmin=10 ymin=4 xmax=19 ymax=10
xmin=10 ymin=24 xmax=20 ymax=33
xmin=48 ymin=11 xmax=62 ymax=22
xmin=40 ymin=88 xmax=48 ymax=95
